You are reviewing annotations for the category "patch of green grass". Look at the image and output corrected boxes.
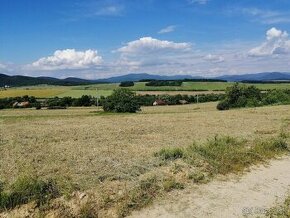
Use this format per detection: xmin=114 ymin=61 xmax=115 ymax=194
xmin=188 ymin=171 xmax=206 ymax=183
xmin=154 ymin=147 xmax=184 ymax=161
xmin=118 ymin=176 xmax=161 ymax=217
xmin=266 ymin=195 xmax=290 ymax=217
xmin=57 ymin=89 xmax=112 ymax=98
xmin=162 ymin=177 xmax=184 ymax=192
xmin=0 ymin=176 xmax=59 ymax=211
xmin=156 ymin=135 xmax=289 ymax=176
xmin=186 ymin=136 xmax=251 ymax=174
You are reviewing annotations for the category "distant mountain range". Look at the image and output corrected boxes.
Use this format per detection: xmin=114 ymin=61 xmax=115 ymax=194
xmin=1 ymin=72 xmax=290 ymax=87
xmin=216 ymin=72 xmax=290 ymax=82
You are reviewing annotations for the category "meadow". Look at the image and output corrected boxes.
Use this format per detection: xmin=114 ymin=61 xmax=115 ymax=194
xmin=0 ymin=81 xmax=289 ymax=98
xmin=0 ymin=102 xmax=289 ymax=216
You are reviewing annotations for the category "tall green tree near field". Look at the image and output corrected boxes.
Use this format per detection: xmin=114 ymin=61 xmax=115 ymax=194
xmin=103 ymin=89 xmax=141 ymax=113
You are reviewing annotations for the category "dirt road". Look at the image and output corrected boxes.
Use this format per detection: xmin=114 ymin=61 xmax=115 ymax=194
xmin=129 ymin=156 xmax=290 ymax=218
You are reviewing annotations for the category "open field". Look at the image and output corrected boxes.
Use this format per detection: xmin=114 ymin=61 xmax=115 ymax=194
xmin=1 ymin=103 xmax=289 ymax=189
xmin=76 ymin=82 xmax=290 ymax=91
xmin=0 ymin=88 xmax=66 ymax=98
xmin=0 ymin=103 xmax=290 ymax=216
xmin=0 ymin=81 xmax=289 ymax=98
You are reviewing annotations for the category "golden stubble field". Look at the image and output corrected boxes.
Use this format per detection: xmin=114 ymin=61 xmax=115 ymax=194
xmin=0 ymin=102 xmax=289 ymax=191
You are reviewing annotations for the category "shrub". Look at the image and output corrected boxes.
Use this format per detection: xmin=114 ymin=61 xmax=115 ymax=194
xmin=262 ymin=89 xmax=290 ymax=105
xmin=155 ymin=147 xmax=184 ymax=160
xmin=216 ymin=101 xmax=230 ymax=110
xmin=217 ymin=84 xmax=290 ymax=110
xmin=119 ymin=81 xmax=134 ymax=87
xmin=145 ymin=80 xmax=183 ymax=86
xmin=102 ymin=89 xmax=141 ymax=113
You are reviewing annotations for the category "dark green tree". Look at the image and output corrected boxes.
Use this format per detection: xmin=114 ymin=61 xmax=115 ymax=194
xmin=103 ymin=89 xmax=141 ymax=113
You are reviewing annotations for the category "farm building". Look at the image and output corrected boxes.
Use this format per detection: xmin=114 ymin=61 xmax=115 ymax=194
xmin=153 ymin=99 xmax=167 ymax=106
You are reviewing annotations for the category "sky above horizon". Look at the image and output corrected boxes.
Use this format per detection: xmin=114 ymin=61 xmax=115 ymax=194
xmin=1 ymin=0 xmax=290 ymax=79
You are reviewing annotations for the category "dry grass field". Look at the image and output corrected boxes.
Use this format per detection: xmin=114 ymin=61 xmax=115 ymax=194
xmin=1 ymin=103 xmax=289 ymax=189
xmin=0 ymin=89 xmax=66 ymax=98
xmin=0 ymin=103 xmax=289 ymax=216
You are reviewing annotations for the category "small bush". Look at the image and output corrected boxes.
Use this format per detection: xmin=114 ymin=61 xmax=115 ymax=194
xmin=216 ymin=101 xmax=230 ymax=110
xmin=155 ymin=147 xmax=184 ymax=160
xmin=262 ymin=89 xmax=290 ymax=105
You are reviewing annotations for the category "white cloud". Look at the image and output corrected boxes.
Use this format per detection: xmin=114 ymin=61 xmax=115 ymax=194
xmin=249 ymin=27 xmax=290 ymax=57
xmin=204 ymin=54 xmax=225 ymax=63
xmin=117 ymin=37 xmax=191 ymax=54
xmin=239 ymin=8 xmax=290 ymax=24
xmin=30 ymin=49 xmax=103 ymax=70
xmin=188 ymin=0 xmax=209 ymax=5
xmin=158 ymin=25 xmax=176 ymax=34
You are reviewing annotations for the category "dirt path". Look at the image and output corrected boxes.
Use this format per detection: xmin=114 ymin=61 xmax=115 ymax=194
xmin=129 ymin=156 xmax=290 ymax=218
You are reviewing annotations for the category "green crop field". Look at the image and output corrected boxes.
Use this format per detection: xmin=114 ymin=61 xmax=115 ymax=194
xmin=0 ymin=82 xmax=289 ymax=98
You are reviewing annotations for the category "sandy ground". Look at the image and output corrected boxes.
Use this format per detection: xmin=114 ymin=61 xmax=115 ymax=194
xmin=129 ymin=156 xmax=290 ymax=218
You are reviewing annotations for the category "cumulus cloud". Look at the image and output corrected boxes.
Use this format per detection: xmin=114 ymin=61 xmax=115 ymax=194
xmin=158 ymin=25 xmax=176 ymax=34
xmin=117 ymin=37 xmax=191 ymax=54
xmin=204 ymin=54 xmax=225 ymax=63
xmin=252 ymin=27 xmax=290 ymax=56
xmin=248 ymin=27 xmax=290 ymax=57
xmin=30 ymin=49 xmax=103 ymax=70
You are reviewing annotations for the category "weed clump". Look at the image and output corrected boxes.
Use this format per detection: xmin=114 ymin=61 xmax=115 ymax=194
xmin=79 ymin=201 xmax=98 ymax=218
xmin=155 ymin=147 xmax=184 ymax=160
xmin=156 ymin=135 xmax=289 ymax=176
xmin=162 ymin=178 xmax=184 ymax=192
xmin=118 ymin=176 xmax=161 ymax=217
xmin=0 ymin=176 xmax=59 ymax=211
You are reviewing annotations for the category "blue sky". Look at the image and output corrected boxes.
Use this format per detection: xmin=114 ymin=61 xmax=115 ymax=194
xmin=1 ymin=0 xmax=290 ymax=78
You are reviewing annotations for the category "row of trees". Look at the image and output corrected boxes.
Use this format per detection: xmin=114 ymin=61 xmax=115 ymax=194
xmin=217 ymin=83 xmax=290 ymax=110
xmin=145 ymin=80 xmax=183 ymax=86
xmin=0 ymin=91 xmax=225 ymax=111
xmin=119 ymin=81 xmax=135 ymax=87
xmin=0 ymin=96 xmax=38 ymax=109
xmin=2 ymin=84 xmax=288 ymax=112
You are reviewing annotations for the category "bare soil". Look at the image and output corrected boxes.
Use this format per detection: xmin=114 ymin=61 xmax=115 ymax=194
xmin=129 ymin=156 xmax=290 ymax=218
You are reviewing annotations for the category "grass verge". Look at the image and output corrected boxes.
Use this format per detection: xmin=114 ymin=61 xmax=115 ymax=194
xmin=0 ymin=176 xmax=59 ymax=212
xmin=116 ymin=134 xmax=289 ymax=217
xmin=266 ymin=195 xmax=290 ymax=217
xmin=2 ymin=134 xmax=289 ymax=217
